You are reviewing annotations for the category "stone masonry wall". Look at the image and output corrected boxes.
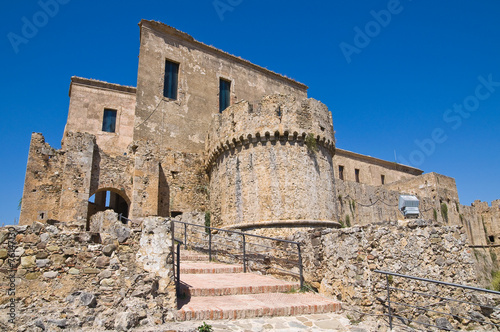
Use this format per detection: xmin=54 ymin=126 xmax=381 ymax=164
xmin=206 ymin=94 xmax=336 ymax=228
xmin=19 ymin=133 xmax=65 ymax=225
xmin=134 ymin=20 xmax=308 ymax=154
xmin=333 ymin=149 xmax=422 ymax=186
xmin=64 ymin=77 xmax=136 ymax=156
xmin=0 ymin=215 xmax=175 ymax=331
xmin=242 ymin=220 xmax=497 ymax=329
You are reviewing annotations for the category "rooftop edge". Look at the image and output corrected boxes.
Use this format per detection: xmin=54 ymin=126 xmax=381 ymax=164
xmin=139 ymin=19 xmax=309 ymax=92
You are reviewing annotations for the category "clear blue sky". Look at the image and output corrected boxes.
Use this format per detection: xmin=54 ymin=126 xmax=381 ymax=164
xmin=1 ymin=0 xmax=499 ymax=225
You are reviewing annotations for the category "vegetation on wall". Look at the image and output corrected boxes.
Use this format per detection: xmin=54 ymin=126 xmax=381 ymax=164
xmin=441 ymin=203 xmax=448 ymax=223
xmin=305 ymin=133 xmax=318 ymax=153
xmin=345 ymin=215 xmax=351 ymax=228
xmin=492 ymin=271 xmax=500 ymax=291
xmin=433 ymin=208 xmax=438 ymax=221
xmin=204 ymin=211 xmax=211 ymax=234
xmin=483 ymin=217 xmax=490 ymax=244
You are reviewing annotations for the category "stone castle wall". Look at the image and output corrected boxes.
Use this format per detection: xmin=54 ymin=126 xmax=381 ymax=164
xmin=206 ymin=95 xmax=337 ymax=228
xmin=64 ymin=77 xmax=136 ymax=156
xmin=0 ymin=216 xmax=175 ymax=331
xmin=133 ymin=20 xmax=308 ymax=154
xmin=333 ymin=149 xmax=422 ymax=186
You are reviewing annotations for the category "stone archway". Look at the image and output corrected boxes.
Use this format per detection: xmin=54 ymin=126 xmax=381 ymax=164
xmin=87 ymin=188 xmax=130 ymax=224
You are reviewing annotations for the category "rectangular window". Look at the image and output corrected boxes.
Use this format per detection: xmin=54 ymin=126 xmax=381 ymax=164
xmin=164 ymin=60 xmax=179 ymax=99
xmin=102 ymin=109 xmax=117 ymax=133
xmin=339 ymin=165 xmax=344 ymax=181
xmin=355 ymin=169 xmax=360 ymax=183
xmin=219 ymin=79 xmax=231 ymax=113
xmin=381 ymin=174 xmax=386 ymax=185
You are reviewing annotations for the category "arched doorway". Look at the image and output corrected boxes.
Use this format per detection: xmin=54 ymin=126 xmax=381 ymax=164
xmin=87 ymin=188 xmax=130 ymax=223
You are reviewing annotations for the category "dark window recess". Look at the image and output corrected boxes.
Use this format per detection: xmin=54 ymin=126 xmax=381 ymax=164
xmin=171 ymin=211 xmax=182 ymax=218
xmin=381 ymin=174 xmax=386 ymax=185
xmin=102 ymin=109 xmax=117 ymax=133
xmin=219 ymin=79 xmax=231 ymax=113
xmin=355 ymin=169 xmax=360 ymax=183
xmin=489 ymin=235 xmax=495 ymax=243
xmin=339 ymin=166 xmax=344 ymax=181
xmin=164 ymin=60 xmax=179 ymax=99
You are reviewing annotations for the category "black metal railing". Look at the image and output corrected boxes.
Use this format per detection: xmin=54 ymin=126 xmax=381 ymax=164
xmin=172 ymin=219 xmax=303 ymax=289
xmin=375 ymin=270 xmax=500 ymax=331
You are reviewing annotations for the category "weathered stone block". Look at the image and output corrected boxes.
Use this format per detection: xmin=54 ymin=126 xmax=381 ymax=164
xmin=102 ymin=244 xmax=117 ymax=257
xmin=25 ymin=272 xmax=42 ymax=280
xmin=36 ymin=259 xmax=50 ymax=268
xmin=83 ymin=267 xmax=100 ymax=274
xmin=20 ymin=256 xmax=36 ymax=268
xmin=96 ymin=256 xmax=110 ymax=268
xmin=80 ymin=292 xmax=97 ymax=308
xmin=43 ymin=271 xmax=59 ymax=279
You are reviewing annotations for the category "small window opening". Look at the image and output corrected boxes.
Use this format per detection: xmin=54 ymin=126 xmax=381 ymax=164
xmin=171 ymin=211 xmax=182 ymax=218
xmin=171 ymin=171 xmax=179 ymax=179
xmin=219 ymin=79 xmax=231 ymax=113
xmin=355 ymin=169 xmax=360 ymax=183
xmin=102 ymin=109 xmax=117 ymax=133
xmin=381 ymin=174 xmax=386 ymax=185
xmin=164 ymin=60 xmax=179 ymax=100
xmin=489 ymin=235 xmax=495 ymax=243
xmin=38 ymin=212 xmax=45 ymax=220
xmin=339 ymin=165 xmax=344 ymax=181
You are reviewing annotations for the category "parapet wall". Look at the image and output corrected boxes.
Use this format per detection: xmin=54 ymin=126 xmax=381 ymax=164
xmin=206 ymin=94 xmax=335 ymax=166
xmin=206 ymin=95 xmax=337 ymax=229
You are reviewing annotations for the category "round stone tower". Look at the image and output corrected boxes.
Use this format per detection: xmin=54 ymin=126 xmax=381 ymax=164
xmin=206 ymin=94 xmax=338 ymax=229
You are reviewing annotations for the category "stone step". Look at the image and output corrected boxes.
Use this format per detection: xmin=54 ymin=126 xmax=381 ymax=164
xmin=179 ymin=273 xmax=300 ymax=297
xmin=180 ymin=261 xmax=243 ymax=274
xmin=177 ymin=292 xmax=341 ymax=321
xmin=179 ymin=250 xmax=209 ymax=262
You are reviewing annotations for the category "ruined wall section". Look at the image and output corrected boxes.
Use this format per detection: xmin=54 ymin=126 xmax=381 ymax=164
xmin=333 ymin=149 xmax=423 ymax=186
xmin=64 ymin=77 xmax=136 ymax=156
xmin=469 ymin=200 xmax=500 ymax=244
xmin=134 ymin=20 xmax=308 ymax=154
xmin=206 ymin=94 xmax=336 ymax=228
xmin=385 ymin=172 xmax=460 ymax=202
xmin=160 ymin=152 xmax=208 ymax=216
xmin=20 ymin=133 xmax=65 ymax=225
xmin=292 ymin=221 xmax=480 ymax=311
xmin=0 ymin=217 xmax=176 ymax=331
xmin=57 ymin=132 xmax=96 ymax=228
xmin=333 ymin=173 xmax=495 ymax=249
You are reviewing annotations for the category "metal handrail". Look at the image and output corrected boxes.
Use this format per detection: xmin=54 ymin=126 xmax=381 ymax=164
xmin=375 ymin=270 xmax=500 ymax=331
xmin=172 ymin=219 xmax=303 ymax=289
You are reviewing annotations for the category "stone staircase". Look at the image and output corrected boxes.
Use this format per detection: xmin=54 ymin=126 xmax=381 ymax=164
xmin=176 ymin=250 xmax=341 ymax=321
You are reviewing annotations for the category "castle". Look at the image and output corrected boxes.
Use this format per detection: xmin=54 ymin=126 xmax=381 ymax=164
xmin=7 ymin=19 xmax=500 ymax=330
xmin=19 ymin=20 xmax=499 ymax=255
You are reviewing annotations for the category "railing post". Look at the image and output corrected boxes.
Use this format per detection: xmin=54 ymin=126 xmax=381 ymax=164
xmin=386 ymin=274 xmax=393 ymax=330
xmin=242 ymin=234 xmax=246 ymax=273
xmin=184 ymin=223 xmax=187 ymax=250
xmin=171 ymin=219 xmax=175 ymax=281
xmin=176 ymin=242 xmax=180 ymax=296
xmin=208 ymin=230 xmax=212 ymax=262
xmin=297 ymin=243 xmax=303 ymax=290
